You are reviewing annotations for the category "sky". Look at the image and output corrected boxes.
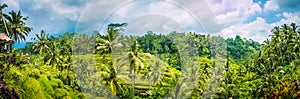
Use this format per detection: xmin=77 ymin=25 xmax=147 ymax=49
xmin=1 ymin=0 xmax=300 ymax=48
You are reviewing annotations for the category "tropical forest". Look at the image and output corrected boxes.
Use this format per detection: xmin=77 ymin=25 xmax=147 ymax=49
xmin=1 ymin=1 xmax=300 ymax=99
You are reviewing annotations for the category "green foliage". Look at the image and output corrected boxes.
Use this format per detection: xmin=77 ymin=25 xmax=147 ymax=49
xmin=254 ymin=23 xmax=300 ymax=98
xmin=73 ymin=33 xmax=95 ymax=54
xmin=137 ymin=32 xmax=181 ymax=70
xmin=3 ymin=10 xmax=32 ymax=42
xmin=226 ymin=35 xmax=260 ymax=65
xmin=3 ymin=62 xmax=83 ymax=99
xmin=2 ymin=19 xmax=300 ymax=98
xmin=23 ymin=78 xmax=45 ymax=98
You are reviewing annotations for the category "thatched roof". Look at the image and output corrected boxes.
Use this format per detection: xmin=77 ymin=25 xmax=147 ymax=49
xmin=0 ymin=33 xmax=13 ymax=42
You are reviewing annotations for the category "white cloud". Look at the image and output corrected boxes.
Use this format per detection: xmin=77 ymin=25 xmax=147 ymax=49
xmin=271 ymin=12 xmax=300 ymax=26
xmin=264 ymin=0 xmax=279 ymax=11
xmin=13 ymin=0 xmax=93 ymax=41
xmin=124 ymin=14 xmax=185 ymax=35
xmin=1 ymin=0 xmax=92 ymax=41
xmin=3 ymin=0 xmax=297 ymax=44
xmin=215 ymin=11 xmax=241 ymax=25
xmin=206 ymin=0 xmax=300 ymax=43
xmin=77 ymin=0 xmax=209 ymax=34
xmin=217 ymin=12 xmax=300 ymax=43
xmin=2 ymin=0 xmax=220 ymax=38
xmin=76 ymin=0 xmax=133 ymax=34
xmin=247 ymin=3 xmax=262 ymax=14
xmin=275 ymin=13 xmax=282 ymax=17
xmin=207 ymin=0 xmax=262 ymax=26
xmin=219 ymin=17 xmax=272 ymax=43
xmin=30 ymin=0 xmax=91 ymax=21
xmin=172 ymin=0 xmax=222 ymax=33
xmin=145 ymin=1 xmax=198 ymax=30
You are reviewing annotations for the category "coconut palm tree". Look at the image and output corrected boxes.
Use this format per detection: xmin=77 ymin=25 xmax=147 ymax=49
xmin=291 ymin=23 xmax=298 ymax=34
xmin=271 ymin=26 xmax=284 ymax=66
xmin=128 ymin=40 xmax=146 ymax=96
xmin=44 ymin=42 xmax=62 ymax=67
xmin=99 ymin=63 xmax=124 ymax=96
xmin=255 ymin=23 xmax=300 ymax=97
xmin=95 ymin=25 xmax=128 ymax=96
xmin=0 ymin=4 xmax=9 ymax=34
xmin=95 ymin=23 xmax=127 ymax=55
xmin=289 ymin=23 xmax=299 ymax=59
xmin=96 ymin=28 xmax=118 ymax=55
xmin=4 ymin=10 xmax=32 ymax=42
xmin=32 ymin=30 xmax=50 ymax=54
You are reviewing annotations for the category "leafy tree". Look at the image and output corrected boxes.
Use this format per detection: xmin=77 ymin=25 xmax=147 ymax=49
xmin=94 ymin=23 xmax=128 ymax=96
xmin=32 ymin=30 xmax=50 ymax=54
xmin=255 ymin=23 xmax=300 ymax=98
xmin=128 ymin=40 xmax=146 ymax=96
xmin=96 ymin=28 xmax=118 ymax=55
xmin=4 ymin=10 xmax=32 ymax=42
xmin=44 ymin=41 xmax=63 ymax=68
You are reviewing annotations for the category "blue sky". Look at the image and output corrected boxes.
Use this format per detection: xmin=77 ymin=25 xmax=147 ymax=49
xmin=1 ymin=0 xmax=300 ymax=46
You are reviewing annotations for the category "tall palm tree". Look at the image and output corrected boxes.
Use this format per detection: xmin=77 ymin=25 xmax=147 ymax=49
xmin=44 ymin=42 xmax=62 ymax=67
xmin=99 ymin=63 xmax=124 ymax=96
xmin=32 ymin=30 xmax=50 ymax=54
xmin=128 ymin=40 xmax=146 ymax=96
xmin=96 ymin=28 xmax=119 ymax=55
xmin=289 ymin=23 xmax=299 ymax=59
xmin=0 ymin=4 xmax=9 ymax=34
xmin=4 ymin=11 xmax=32 ymax=42
xmin=96 ymin=27 xmax=126 ymax=96
xmin=271 ymin=26 xmax=284 ymax=67
xmin=290 ymin=23 xmax=298 ymax=35
xmin=281 ymin=24 xmax=294 ymax=63
xmin=95 ymin=23 xmax=127 ymax=55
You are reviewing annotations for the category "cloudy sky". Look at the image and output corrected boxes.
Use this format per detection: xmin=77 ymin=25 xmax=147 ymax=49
xmin=1 ymin=0 xmax=300 ymax=44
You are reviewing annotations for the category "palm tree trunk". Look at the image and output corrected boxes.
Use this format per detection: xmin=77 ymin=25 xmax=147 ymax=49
xmin=131 ymin=69 xmax=135 ymax=97
xmin=0 ymin=7 xmax=9 ymax=35
xmin=129 ymin=65 xmax=135 ymax=97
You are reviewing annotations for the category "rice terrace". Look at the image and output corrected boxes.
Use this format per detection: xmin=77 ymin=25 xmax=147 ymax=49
xmin=1 ymin=0 xmax=300 ymax=98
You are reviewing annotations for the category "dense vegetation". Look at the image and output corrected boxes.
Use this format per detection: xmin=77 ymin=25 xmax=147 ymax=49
xmin=1 ymin=3 xmax=300 ymax=99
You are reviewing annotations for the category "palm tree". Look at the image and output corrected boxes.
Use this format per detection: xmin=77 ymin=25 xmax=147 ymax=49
xmin=99 ymin=63 xmax=124 ymax=96
xmin=0 ymin=4 xmax=9 ymax=34
xmin=4 ymin=10 xmax=32 ymax=42
xmin=256 ymin=23 xmax=300 ymax=97
xmin=96 ymin=28 xmax=118 ymax=55
xmin=290 ymin=23 xmax=298 ymax=35
xmin=32 ymin=30 xmax=50 ymax=54
xmin=128 ymin=40 xmax=146 ymax=96
xmin=289 ymin=23 xmax=299 ymax=59
xmin=43 ymin=40 xmax=63 ymax=69
xmin=96 ymin=23 xmax=127 ymax=55
xmin=96 ymin=27 xmax=126 ymax=96
xmin=271 ymin=26 xmax=283 ymax=66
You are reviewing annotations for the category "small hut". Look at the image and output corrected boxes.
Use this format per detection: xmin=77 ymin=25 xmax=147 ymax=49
xmin=0 ymin=33 xmax=13 ymax=53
